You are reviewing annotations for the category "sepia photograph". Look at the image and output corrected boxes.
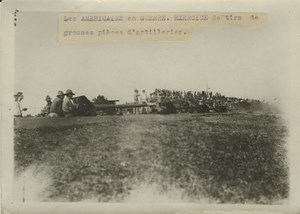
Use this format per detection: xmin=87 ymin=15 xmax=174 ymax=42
xmin=1 ymin=0 xmax=300 ymax=213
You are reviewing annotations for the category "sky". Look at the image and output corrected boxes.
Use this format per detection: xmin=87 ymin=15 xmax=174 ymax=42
xmin=15 ymin=11 xmax=292 ymax=115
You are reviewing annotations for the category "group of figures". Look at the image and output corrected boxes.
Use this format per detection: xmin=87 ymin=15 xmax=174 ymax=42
xmin=132 ymin=88 xmax=222 ymax=114
xmin=132 ymin=89 xmax=177 ymax=114
xmin=147 ymin=88 xmax=261 ymax=112
xmin=133 ymin=89 xmax=149 ymax=104
xmin=14 ymin=88 xmax=264 ymax=117
xmin=130 ymin=88 xmax=263 ymax=114
xmin=40 ymin=89 xmax=79 ymax=117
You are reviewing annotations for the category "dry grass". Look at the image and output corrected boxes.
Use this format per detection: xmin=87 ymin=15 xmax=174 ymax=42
xmin=14 ymin=113 xmax=288 ymax=203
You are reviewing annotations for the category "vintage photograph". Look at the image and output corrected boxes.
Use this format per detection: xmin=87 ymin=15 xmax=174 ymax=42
xmin=10 ymin=8 xmax=292 ymax=205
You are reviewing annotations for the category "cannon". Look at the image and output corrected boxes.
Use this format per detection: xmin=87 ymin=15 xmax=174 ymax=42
xmin=73 ymin=96 xmax=96 ymax=116
xmin=73 ymin=95 xmax=224 ymax=116
xmin=73 ymin=96 xmax=157 ymax=115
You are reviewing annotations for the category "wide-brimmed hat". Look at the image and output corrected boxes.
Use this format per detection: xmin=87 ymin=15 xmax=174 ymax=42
xmin=57 ymin=91 xmax=64 ymax=97
xmin=45 ymin=95 xmax=51 ymax=101
xmin=65 ymin=89 xmax=75 ymax=95
xmin=14 ymin=92 xmax=23 ymax=97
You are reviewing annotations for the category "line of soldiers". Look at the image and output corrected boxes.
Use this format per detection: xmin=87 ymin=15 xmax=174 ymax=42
xmin=149 ymin=88 xmax=233 ymax=109
xmin=41 ymin=89 xmax=78 ymax=117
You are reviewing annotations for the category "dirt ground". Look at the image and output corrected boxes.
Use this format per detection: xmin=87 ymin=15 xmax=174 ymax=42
xmin=14 ymin=113 xmax=288 ymax=203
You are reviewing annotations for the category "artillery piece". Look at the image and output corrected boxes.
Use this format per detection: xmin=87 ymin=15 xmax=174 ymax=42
xmin=72 ymin=95 xmax=227 ymax=116
xmin=73 ymin=96 xmax=156 ymax=116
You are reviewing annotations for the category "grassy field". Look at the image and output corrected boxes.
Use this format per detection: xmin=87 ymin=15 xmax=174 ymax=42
xmin=14 ymin=113 xmax=288 ymax=203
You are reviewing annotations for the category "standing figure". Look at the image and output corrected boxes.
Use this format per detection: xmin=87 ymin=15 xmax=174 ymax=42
xmin=133 ymin=89 xmax=140 ymax=114
xmin=156 ymin=92 xmax=165 ymax=113
xmin=133 ymin=89 xmax=140 ymax=104
xmin=141 ymin=90 xmax=148 ymax=104
xmin=63 ymin=89 xmax=78 ymax=117
xmin=141 ymin=90 xmax=150 ymax=114
xmin=14 ymin=92 xmax=24 ymax=117
xmin=49 ymin=91 xmax=65 ymax=117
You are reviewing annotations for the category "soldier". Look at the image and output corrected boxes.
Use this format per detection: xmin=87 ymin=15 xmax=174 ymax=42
xmin=63 ymin=89 xmax=78 ymax=117
xmin=141 ymin=90 xmax=148 ymax=104
xmin=156 ymin=92 xmax=165 ymax=112
xmin=14 ymin=92 xmax=24 ymax=117
xmin=133 ymin=89 xmax=140 ymax=104
xmin=133 ymin=89 xmax=140 ymax=114
xmin=140 ymin=90 xmax=150 ymax=114
xmin=49 ymin=91 xmax=64 ymax=117
xmin=41 ymin=95 xmax=52 ymax=117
